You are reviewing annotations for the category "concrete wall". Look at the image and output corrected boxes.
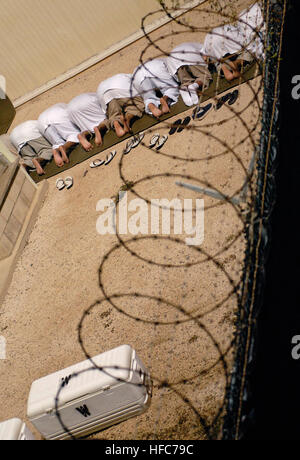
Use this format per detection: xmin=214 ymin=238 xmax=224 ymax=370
xmin=0 ymin=157 xmax=48 ymax=304
xmin=0 ymin=0 xmax=188 ymax=103
xmin=0 ymin=164 xmax=37 ymax=260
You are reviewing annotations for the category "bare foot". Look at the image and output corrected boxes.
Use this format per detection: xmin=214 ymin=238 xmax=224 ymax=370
xmin=36 ymin=165 xmax=45 ymax=175
xmin=114 ymin=120 xmax=126 ymax=138
xmin=148 ymin=103 xmax=163 ymax=118
xmin=94 ymin=126 xmax=103 ymax=146
xmin=59 ymin=146 xmax=69 ymax=164
xmin=53 ymin=149 xmax=64 ymax=167
xmin=78 ymin=134 xmax=93 ymax=151
xmin=120 ymin=114 xmax=126 ymax=125
xmin=160 ymin=97 xmax=170 ymax=114
xmin=123 ymin=123 xmax=130 ymax=134
xmin=33 ymin=158 xmax=45 ymax=175
xmin=120 ymin=114 xmax=131 ymax=134
xmin=125 ymin=114 xmax=137 ymax=133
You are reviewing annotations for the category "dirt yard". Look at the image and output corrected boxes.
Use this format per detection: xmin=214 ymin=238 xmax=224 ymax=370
xmin=0 ymin=0 xmax=262 ymax=440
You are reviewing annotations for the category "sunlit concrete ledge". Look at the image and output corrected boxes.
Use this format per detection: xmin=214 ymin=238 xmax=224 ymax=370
xmin=0 ymin=175 xmax=48 ymax=305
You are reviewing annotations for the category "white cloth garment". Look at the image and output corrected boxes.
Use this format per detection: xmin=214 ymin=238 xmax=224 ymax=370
xmin=166 ymin=42 xmax=207 ymax=81
xmin=10 ymin=120 xmax=41 ymax=152
xmin=67 ymin=93 xmax=107 ymax=132
xmin=38 ymin=103 xmax=80 ymax=149
xmin=96 ymin=73 xmax=139 ymax=113
xmin=202 ymin=2 xmax=265 ymax=61
xmin=132 ymin=58 xmax=179 ymax=114
xmin=240 ymin=2 xmax=265 ymax=60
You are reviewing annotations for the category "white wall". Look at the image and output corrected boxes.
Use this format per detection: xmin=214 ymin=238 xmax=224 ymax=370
xmin=0 ymin=0 xmax=188 ymax=103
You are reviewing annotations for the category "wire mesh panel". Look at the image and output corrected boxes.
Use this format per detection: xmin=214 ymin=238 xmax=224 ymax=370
xmin=222 ymin=0 xmax=285 ymax=440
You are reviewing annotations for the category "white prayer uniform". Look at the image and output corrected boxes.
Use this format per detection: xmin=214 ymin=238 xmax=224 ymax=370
xmin=202 ymin=2 xmax=265 ymax=61
xmin=239 ymin=2 xmax=265 ymax=60
xmin=96 ymin=73 xmax=139 ymax=114
xmin=67 ymin=93 xmax=107 ymax=133
xmin=38 ymin=103 xmax=80 ymax=149
xmin=132 ymin=59 xmax=179 ymax=115
xmin=166 ymin=42 xmax=207 ymax=82
xmin=10 ymin=120 xmax=41 ymax=152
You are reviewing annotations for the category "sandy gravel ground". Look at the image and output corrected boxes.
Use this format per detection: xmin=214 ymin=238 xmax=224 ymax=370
xmin=0 ymin=0 xmax=262 ymax=440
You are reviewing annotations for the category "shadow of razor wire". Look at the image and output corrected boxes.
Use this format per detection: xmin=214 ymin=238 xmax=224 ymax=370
xmin=176 ymin=149 xmax=257 ymax=206
xmin=108 ymin=149 xmax=257 ymax=231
